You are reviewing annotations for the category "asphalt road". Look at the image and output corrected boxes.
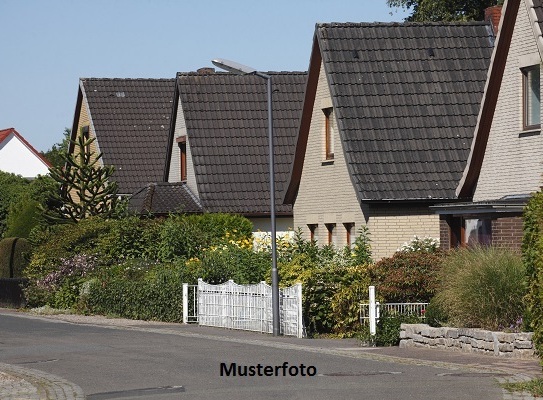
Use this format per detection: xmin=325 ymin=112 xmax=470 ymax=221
xmin=0 ymin=312 xmax=504 ymax=400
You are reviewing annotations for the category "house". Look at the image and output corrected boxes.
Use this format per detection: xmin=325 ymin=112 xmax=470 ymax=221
xmin=70 ymin=78 xmax=176 ymax=196
xmin=283 ymin=21 xmax=495 ymax=260
xmin=130 ymin=69 xmax=307 ymax=234
xmin=435 ymin=0 xmax=541 ymax=250
xmin=0 ymin=128 xmax=51 ymax=178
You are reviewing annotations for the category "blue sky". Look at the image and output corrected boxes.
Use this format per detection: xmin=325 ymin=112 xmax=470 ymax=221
xmin=0 ymin=1 xmax=410 ymax=152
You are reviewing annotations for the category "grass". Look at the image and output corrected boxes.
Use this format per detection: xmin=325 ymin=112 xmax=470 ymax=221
xmin=434 ymin=246 xmax=526 ymax=330
xmin=502 ymin=378 xmax=543 ymax=397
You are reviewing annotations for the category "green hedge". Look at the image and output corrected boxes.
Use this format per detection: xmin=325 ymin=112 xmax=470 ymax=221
xmin=0 ymin=237 xmax=31 ymax=278
xmin=523 ymin=191 xmax=543 ymax=360
xmin=82 ymin=262 xmax=185 ymax=322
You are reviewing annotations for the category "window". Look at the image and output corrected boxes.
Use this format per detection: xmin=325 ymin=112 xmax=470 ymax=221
xmin=464 ymin=218 xmax=492 ymax=246
xmin=177 ymin=136 xmax=187 ymax=181
xmin=323 ymin=108 xmax=334 ymax=160
xmin=449 ymin=216 xmax=492 ymax=248
xmin=308 ymin=224 xmax=318 ymax=242
xmin=523 ymin=65 xmax=540 ymax=129
xmin=325 ymin=223 xmax=335 ymax=245
xmin=344 ymin=223 xmax=355 ymax=247
xmin=81 ymin=125 xmax=90 ymax=155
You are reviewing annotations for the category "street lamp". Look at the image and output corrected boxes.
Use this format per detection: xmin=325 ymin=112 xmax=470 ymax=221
xmin=211 ymin=58 xmax=280 ymax=337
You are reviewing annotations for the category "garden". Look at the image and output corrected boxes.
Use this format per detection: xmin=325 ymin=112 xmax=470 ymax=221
xmin=1 ymin=129 xmax=542 ymax=369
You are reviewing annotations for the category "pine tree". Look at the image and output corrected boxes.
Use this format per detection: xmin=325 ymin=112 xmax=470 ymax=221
xmin=42 ymin=128 xmax=121 ymax=223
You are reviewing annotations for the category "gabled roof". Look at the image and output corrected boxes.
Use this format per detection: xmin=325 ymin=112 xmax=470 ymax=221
xmin=285 ymin=21 xmax=495 ymax=203
xmin=458 ymin=0 xmax=542 ymax=197
xmin=0 ymin=127 xmax=52 ymax=168
xmin=165 ymin=71 xmax=307 ymax=215
xmin=71 ymin=78 xmax=176 ymax=194
xmin=129 ymin=182 xmax=202 ymax=215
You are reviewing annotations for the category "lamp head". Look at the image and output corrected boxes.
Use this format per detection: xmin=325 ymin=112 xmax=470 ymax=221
xmin=211 ymin=58 xmax=256 ymax=75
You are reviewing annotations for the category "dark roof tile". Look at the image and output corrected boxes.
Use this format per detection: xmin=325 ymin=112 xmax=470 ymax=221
xmin=317 ymin=22 xmax=494 ymax=200
xmin=176 ymin=71 xmax=307 ymax=214
xmin=80 ymin=78 xmax=176 ymax=194
xmin=128 ymin=182 xmax=202 ymax=215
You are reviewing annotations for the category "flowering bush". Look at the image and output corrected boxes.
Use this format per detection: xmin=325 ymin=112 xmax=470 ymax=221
xmin=27 ymin=254 xmax=98 ymax=309
xmin=397 ymin=236 xmax=440 ymax=253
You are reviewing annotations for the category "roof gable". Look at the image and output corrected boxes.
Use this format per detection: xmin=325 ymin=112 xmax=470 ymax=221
xmin=0 ymin=127 xmax=52 ymax=172
xmin=170 ymin=71 xmax=307 ymax=215
xmin=286 ymin=21 xmax=494 ymax=203
xmin=457 ymin=0 xmax=541 ymax=197
xmin=73 ymin=78 xmax=176 ymax=194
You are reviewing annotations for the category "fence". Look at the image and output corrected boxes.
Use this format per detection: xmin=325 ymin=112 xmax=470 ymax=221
xmin=359 ymin=302 xmax=428 ymax=324
xmin=182 ymin=284 xmax=198 ymax=324
xmin=185 ymin=279 xmax=304 ymax=338
xmin=360 ymin=286 xmax=428 ymax=335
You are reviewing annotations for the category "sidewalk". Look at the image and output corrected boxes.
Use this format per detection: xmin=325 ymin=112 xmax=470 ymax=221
xmin=1 ymin=309 xmax=542 ymax=399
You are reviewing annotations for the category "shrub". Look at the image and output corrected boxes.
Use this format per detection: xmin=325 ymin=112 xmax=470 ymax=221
xmin=0 ymin=172 xmax=30 ymax=239
xmin=349 ymin=226 xmax=373 ymax=265
xmin=523 ymin=191 xmax=543 ymax=359
xmin=157 ymin=213 xmax=252 ymax=261
xmin=0 ymin=237 xmax=31 ymax=278
xmin=279 ymin=248 xmax=371 ymax=337
xmin=368 ymin=250 xmax=445 ymax=303
xmin=186 ymin=242 xmax=271 ymax=285
xmin=434 ymin=246 xmax=525 ymax=330
xmin=82 ymin=261 xmax=185 ymax=322
xmin=4 ymin=199 xmax=41 ymax=238
xmin=96 ymin=217 xmax=162 ymax=264
xmin=374 ymin=312 xmax=421 ymax=346
xmin=424 ymin=298 xmax=448 ymax=328
xmin=24 ymin=254 xmax=98 ymax=308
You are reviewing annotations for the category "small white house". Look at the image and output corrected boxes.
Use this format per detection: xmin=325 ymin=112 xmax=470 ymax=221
xmin=0 ymin=128 xmax=51 ymax=178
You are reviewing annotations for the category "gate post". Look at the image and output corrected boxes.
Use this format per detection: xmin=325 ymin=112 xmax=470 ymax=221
xmin=296 ymin=283 xmax=303 ymax=338
xmin=369 ymin=285 xmax=377 ymax=336
xmin=182 ymin=283 xmax=188 ymax=324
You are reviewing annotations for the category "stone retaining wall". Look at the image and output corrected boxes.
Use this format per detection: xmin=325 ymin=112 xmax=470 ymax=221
xmin=399 ymin=323 xmax=535 ymax=358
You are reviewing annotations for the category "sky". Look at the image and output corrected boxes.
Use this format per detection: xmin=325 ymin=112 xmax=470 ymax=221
xmin=0 ymin=0 xmax=410 ymax=153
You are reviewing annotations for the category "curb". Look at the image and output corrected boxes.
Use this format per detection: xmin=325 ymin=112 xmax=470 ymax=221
xmin=0 ymin=362 xmax=85 ymax=400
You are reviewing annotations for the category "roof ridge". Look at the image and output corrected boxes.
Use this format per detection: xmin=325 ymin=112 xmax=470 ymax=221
xmin=80 ymin=77 xmax=175 ymax=81
xmin=176 ymin=71 xmax=307 ymax=77
xmin=318 ymin=21 xmax=491 ymax=27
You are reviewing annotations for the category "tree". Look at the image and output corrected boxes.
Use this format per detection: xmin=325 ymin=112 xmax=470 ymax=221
xmin=43 ymin=128 xmax=122 ymax=223
xmin=387 ymin=0 xmax=503 ymax=22
xmin=0 ymin=172 xmax=29 ymax=238
xmin=4 ymin=175 xmax=59 ymax=238
xmin=41 ymin=128 xmax=71 ymax=169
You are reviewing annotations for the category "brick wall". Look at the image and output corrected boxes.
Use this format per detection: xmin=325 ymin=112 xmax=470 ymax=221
xmin=439 ymin=215 xmax=452 ymax=250
xmin=368 ymin=204 xmax=440 ymax=260
xmin=492 ymin=214 xmax=523 ymax=250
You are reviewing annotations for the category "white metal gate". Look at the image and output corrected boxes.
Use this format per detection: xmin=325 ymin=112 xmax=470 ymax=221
xmin=184 ymin=279 xmax=304 ymax=338
xmin=182 ymin=283 xmax=198 ymax=323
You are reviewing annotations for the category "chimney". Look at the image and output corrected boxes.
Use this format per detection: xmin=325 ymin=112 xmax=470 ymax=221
xmin=485 ymin=5 xmax=502 ymax=36
xmin=197 ymin=67 xmax=215 ymax=75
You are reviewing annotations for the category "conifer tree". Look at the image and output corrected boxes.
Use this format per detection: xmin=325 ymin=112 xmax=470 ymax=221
xmin=42 ymin=128 xmax=121 ymax=223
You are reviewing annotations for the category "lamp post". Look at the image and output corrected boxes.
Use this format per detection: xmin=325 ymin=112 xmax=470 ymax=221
xmin=212 ymin=58 xmax=280 ymax=336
